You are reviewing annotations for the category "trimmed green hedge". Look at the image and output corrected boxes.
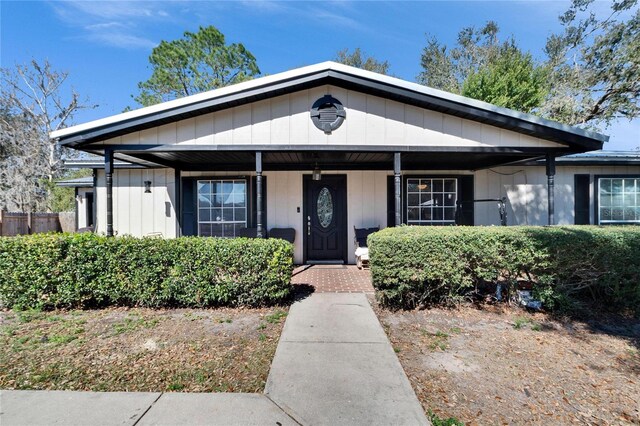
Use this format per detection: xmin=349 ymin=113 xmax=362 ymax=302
xmin=368 ymin=226 xmax=640 ymax=314
xmin=0 ymin=233 xmax=294 ymax=310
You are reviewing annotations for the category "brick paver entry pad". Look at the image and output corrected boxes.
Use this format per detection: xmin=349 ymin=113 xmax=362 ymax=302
xmin=291 ymin=265 xmax=374 ymax=293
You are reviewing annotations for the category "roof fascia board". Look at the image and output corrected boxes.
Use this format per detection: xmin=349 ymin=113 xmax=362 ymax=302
xmin=84 ymin=143 xmax=573 ymax=155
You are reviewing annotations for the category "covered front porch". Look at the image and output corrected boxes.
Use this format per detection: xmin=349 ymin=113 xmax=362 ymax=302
xmin=96 ymin=145 xmax=563 ymax=264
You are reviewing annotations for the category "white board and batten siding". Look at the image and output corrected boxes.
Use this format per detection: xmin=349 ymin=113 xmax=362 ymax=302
xmin=95 ymin=169 xmax=177 ymax=238
xmin=476 ymin=165 xmax=640 ymax=226
xmin=89 ymin=85 xmax=564 ymax=150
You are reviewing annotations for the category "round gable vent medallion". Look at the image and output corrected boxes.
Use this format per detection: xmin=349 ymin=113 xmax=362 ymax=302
xmin=310 ymin=95 xmax=346 ymax=134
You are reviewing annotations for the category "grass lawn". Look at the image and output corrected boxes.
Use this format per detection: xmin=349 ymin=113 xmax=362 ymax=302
xmin=0 ymin=306 xmax=288 ymax=392
xmin=375 ymin=303 xmax=640 ymax=425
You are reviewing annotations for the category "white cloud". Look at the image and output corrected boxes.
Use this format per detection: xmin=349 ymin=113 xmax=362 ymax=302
xmin=49 ymin=0 xmax=174 ymax=49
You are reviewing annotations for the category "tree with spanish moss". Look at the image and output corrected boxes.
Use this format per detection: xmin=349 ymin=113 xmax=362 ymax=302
xmin=1 ymin=60 xmax=95 ymax=212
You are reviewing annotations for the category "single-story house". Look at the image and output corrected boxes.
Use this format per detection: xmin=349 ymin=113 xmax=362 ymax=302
xmin=51 ymin=62 xmax=639 ymax=264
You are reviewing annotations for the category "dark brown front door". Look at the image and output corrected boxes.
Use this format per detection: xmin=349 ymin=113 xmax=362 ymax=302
xmin=303 ymin=175 xmax=347 ymax=263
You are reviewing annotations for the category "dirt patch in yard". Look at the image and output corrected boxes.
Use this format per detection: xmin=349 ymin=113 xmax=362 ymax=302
xmin=375 ymin=303 xmax=640 ymax=425
xmin=0 ymin=306 xmax=288 ymax=393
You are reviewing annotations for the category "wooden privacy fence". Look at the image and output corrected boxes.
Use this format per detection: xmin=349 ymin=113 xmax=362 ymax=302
xmin=0 ymin=211 xmax=68 ymax=236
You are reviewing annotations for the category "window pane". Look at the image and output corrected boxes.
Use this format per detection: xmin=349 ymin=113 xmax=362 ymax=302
xmin=235 ymin=208 xmax=246 ymax=222
xmin=421 ymin=208 xmax=432 ymax=221
xmin=433 ymin=208 xmax=444 ymax=220
xmin=212 ymin=193 xmax=224 ymax=207
xmin=612 ymin=194 xmax=624 ymax=207
xmin=601 ymin=208 xmax=611 ymax=221
xmin=229 ymin=193 xmax=245 ymax=207
xmin=211 ymin=208 xmax=222 ymax=222
xmin=223 ymin=223 xmax=235 ymax=237
xmin=198 ymin=194 xmax=212 ymax=208
xmin=222 ymin=208 xmax=234 ymax=222
xmin=199 ymin=209 xmax=210 ymax=222
xmin=420 ymin=194 xmax=434 ymax=206
xmin=199 ymin=223 xmax=212 ymax=237
xmin=433 ymin=180 xmax=443 ymax=192
xmin=221 ymin=181 xmax=233 ymax=195
xmin=408 ymin=207 xmax=419 ymax=221
xmin=407 ymin=194 xmax=419 ymax=207
xmin=600 ymin=194 xmax=611 ymax=207
xmin=419 ymin=181 xmax=431 ymax=192
xmin=198 ymin=182 xmax=211 ymax=194
xmin=624 ymin=207 xmax=636 ymax=221
xmin=444 ymin=208 xmax=456 ymax=221
xmin=612 ymin=179 xmax=623 ymax=194
xmin=433 ymin=194 xmax=444 ymax=207
xmin=612 ymin=208 xmax=624 ymax=220
xmin=444 ymin=193 xmax=456 ymax=207
xmin=211 ymin=224 xmax=223 ymax=238
xmin=444 ymin=180 xmax=456 ymax=192
xmin=407 ymin=180 xmax=419 ymax=192
xmin=600 ymin=179 xmax=611 ymax=193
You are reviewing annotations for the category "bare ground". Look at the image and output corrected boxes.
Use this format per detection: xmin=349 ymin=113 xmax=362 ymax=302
xmin=0 ymin=306 xmax=288 ymax=393
xmin=375 ymin=303 xmax=640 ymax=425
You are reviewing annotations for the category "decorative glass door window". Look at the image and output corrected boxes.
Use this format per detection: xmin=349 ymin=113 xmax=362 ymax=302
xmin=598 ymin=177 xmax=640 ymax=224
xmin=197 ymin=179 xmax=247 ymax=237
xmin=317 ymin=187 xmax=333 ymax=228
xmin=407 ymin=178 xmax=457 ymax=225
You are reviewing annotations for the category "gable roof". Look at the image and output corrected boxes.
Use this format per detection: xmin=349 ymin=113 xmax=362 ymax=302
xmin=51 ymin=61 xmax=607 ymax=151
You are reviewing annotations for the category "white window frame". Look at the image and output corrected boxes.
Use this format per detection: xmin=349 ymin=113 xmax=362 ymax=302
xmin=597 ymin=176 xmax=640 ymax=225
xmin=406 ymin=178 xmax=458 ymax=226
xmin=197 ymin=179 xmax=248 ymax=237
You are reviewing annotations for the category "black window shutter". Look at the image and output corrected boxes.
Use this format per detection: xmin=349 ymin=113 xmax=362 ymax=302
xmin=574 ymin=174 xmax=591 ymax=224
xmin=387 ymin=175 xmax=395 ymax=227
xmin=457 ymin=175 xmax=474 ymax=226
xmin=181 ymin=178 xmax=197 ymax=236
xmin=250 ymin=176 xmax=267 ymax=230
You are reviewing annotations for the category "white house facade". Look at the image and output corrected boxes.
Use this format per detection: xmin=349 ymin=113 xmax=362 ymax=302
xmin=52 ymin=62 xmax=639 ymax=264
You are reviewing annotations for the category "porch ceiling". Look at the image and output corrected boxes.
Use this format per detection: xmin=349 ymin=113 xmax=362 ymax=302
xmin=100 ymin=148 xmax=559 ymax=171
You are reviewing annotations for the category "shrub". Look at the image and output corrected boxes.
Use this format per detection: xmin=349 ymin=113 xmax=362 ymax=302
xmin=0 ymin=233 xmax=294 ymax=310
xmin=368 ymin=226 xmax=640 ymax=314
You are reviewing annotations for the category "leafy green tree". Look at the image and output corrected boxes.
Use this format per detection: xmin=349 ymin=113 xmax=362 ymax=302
xmin=418 ymin=22 xmax=549 ymax=113
xmin=335 ymin=48 xmax=390 ymax=75
xmin=48 ymin=168 xmax=93 ymax=213
xmin=462 ymin=44 xmax=549 ymax=112
xmin=135 ymin=26 xmax=260 ymax=107
xmin=541 ymin=0 xmax=640 ymax=128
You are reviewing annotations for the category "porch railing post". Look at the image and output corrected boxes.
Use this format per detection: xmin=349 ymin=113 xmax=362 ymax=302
xmin=105 ymin=148 xmax=114 ymax=237
xmin=256 ymin=151 xmax=264 ymax=238
xmin=546 ymin=153 xmax=556 ymax=226
xmin=394 ymin=152 xmax=402 ymax=226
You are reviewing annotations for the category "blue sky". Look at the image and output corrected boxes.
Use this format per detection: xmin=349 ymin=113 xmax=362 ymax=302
xmin=2 ymin=0 xmax=638 ymax=150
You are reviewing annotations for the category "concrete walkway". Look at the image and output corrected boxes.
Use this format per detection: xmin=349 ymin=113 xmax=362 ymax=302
xmin=0 ymin=391 xmax=296 ymax=425
xmin=1 ymin=293 xmax=428 ymax=425
xmin=266 ymin=292 xmax=428 ymax=425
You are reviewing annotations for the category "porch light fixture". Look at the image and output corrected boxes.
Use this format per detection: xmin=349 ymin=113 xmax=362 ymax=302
xmin=144 ymin=180 xmax=152 ymax=193
xmin=312 ymin=164 xmax=322 ymax=181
